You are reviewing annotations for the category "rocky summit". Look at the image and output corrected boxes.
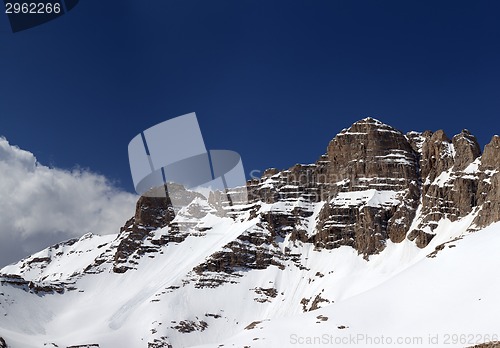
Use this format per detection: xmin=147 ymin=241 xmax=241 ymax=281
xmin=1 ymin=118 xmax=500 ymax=348
xmin=245 ymin=117 xmax=498 ymax=255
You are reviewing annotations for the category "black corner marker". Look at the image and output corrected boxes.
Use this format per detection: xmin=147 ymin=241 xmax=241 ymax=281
xmin=4 ymin=0 xmax=79 ymax=33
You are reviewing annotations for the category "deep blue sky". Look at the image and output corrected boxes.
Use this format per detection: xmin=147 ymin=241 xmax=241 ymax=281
xmin=1 ymin=0 xmax=500 ymax=193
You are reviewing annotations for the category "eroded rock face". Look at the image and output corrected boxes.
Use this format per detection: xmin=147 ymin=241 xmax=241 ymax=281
xmin=420 ymin=130 xmax=454 ymax=182
xmin=325 ymin=118 xmax=419 ymax=187
xmin=245 ymin=118 xmax=423 ymax=258
xmin=480 ymin=135 xmax=500 ymax=170
xmin=112 ymin=192 xmax=175 ymax=273
xmin=407 ymin=128 xmax=488 ymax=242
xmin=452 ymin=130 xmax=481 ymax=171
xmin=110 ymin=118 xmax=500 ymax=272
xmin=111 ymin=184 xmax=219 ymax=273
xmin=472 ymin=136 xmax=500 ymax=228
xmin=319 ymin=118 xmax=420 ymax=255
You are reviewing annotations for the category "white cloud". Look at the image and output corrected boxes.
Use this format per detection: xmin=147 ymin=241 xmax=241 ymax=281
xmin=0 ymin=137 xmax=138 ymax=267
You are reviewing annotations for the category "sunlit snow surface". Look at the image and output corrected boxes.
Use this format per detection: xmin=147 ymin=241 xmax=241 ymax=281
xmin=0 ymin=210 xmax=499 ymax=347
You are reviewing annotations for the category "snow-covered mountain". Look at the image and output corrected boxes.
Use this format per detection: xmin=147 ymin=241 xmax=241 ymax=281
xmin=1 ymin=118 xmax=500 ymax=348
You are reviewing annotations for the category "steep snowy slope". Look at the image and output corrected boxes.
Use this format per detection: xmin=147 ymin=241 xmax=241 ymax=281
xmin=198 ymin=221 xmax=500 ymax=348
xmin=1 ymin=213 xmax=497 ymax=348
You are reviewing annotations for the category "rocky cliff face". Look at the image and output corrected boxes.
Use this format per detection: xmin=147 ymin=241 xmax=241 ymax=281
xmin=8 ymin=117 xmax=498 ymax=278
xmin=317 ymin=118 xmax=420 ymax=254
xmin=243 ymin=118 xmax=500 ymax=258
xmin=110 ymin=117 xmax=500 ymax=270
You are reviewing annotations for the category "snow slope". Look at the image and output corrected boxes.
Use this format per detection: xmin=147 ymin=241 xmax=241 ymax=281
xmin=1 ymin=212 xmax=498 ymax=347
xmin=195 ymin=222 xmax=500 ymax=348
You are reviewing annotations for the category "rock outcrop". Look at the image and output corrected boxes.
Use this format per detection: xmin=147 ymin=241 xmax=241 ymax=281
xmin=316 ymin=118 xmax=420 ymax=254
xmin=112 ymin=192 xmax=175 ymax=273
xmin=4 ymin=118 xmax=499 ymax=282
xmin=113 ymin=117 xmax=500 ymax=268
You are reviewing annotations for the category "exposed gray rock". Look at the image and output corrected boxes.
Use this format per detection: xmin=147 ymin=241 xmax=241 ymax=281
xmin=313 ymin=118 xmax=420 ymax=256
xmin=452 ymin=129 xmax=481 ymax=171
xmin=80 ymin=118 xmax=500 ymax=277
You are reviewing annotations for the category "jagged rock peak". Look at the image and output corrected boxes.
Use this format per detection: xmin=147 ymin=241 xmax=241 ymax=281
xmin=356 ymin=116 xmax=387 ymax=125
xmin=114 ymin=117 xmax=500 ymax=264
xmin=431 ymin=129 xmax=451 ymax=143
xmin=262 ymin=168 xmax=279 ymax=178
xmin=481 ymin=135 xmax=500 ymax=170
xmin=339 ymin=117 xmax=403 ymax=135
xmin=327 ymin=117 xmax=415 ymax=172
xmin=405 ymin=131 xmax=426 ymax=154
xmin=419 ymin=129 xmax=454 ymax=181
xmin=452 ymin=129 xmax=481 ymax=171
